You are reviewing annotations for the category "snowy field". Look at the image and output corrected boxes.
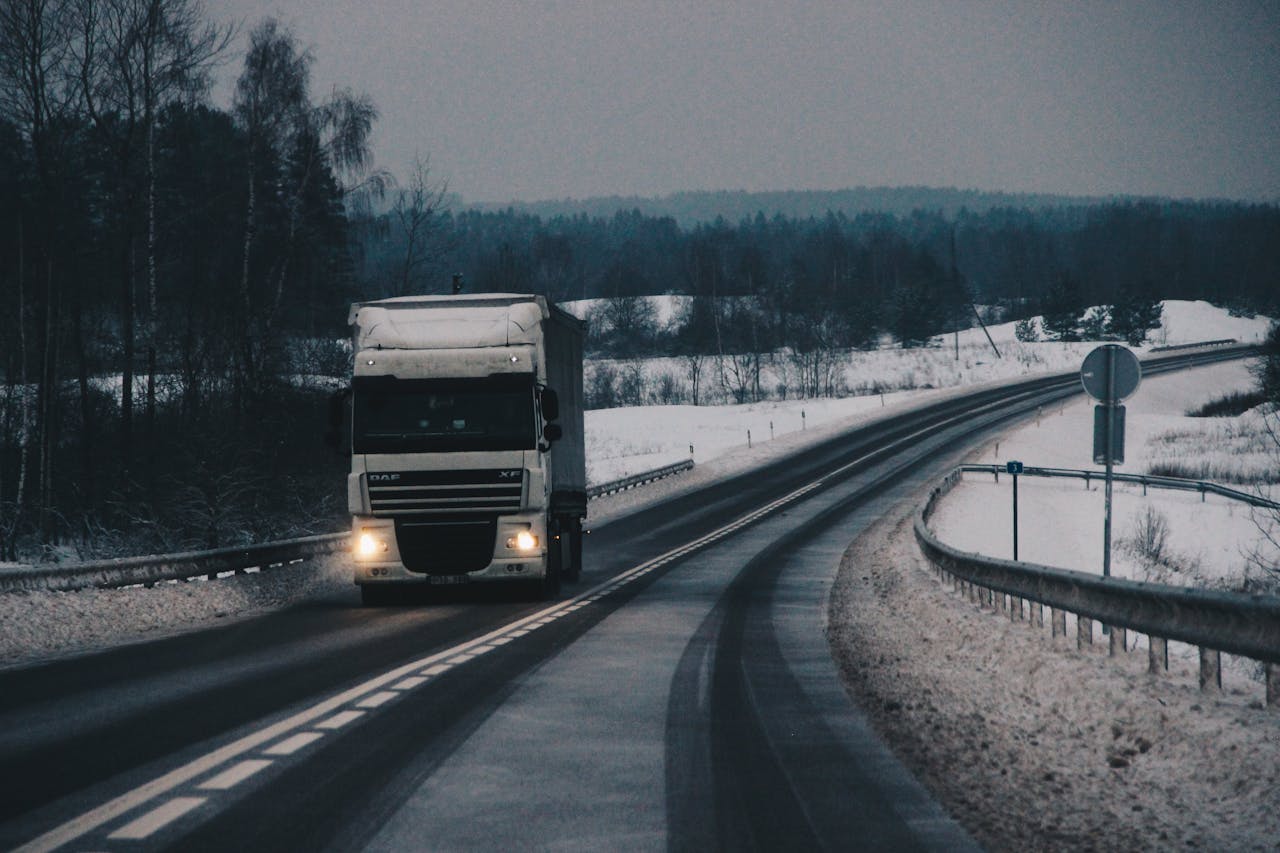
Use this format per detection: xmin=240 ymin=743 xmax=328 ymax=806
xmin=927 ymin=358 xmax=1279 ymax=692
xmin=581 ymin=299 xmax=1273 ymax=484
xmin=930 ymin=359 xmax=1278 ymax=590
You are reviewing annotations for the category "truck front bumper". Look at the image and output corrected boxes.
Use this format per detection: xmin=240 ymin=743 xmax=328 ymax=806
xmin=351 ymin=514 xmax=548 ymax=585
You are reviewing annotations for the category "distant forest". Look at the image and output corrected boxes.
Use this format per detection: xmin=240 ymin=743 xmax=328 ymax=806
xmin=472 ymin=186 xmax=1131 ymax=226
xmin=1 ymin=1 xmax=1278 ymax=561
xmin=357 ymin=196 xmax=1280 ymax=359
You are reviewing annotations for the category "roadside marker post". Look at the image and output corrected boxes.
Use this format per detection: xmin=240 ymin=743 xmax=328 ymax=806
xmin=1007 ymin=460 xmax=1023 ymax=560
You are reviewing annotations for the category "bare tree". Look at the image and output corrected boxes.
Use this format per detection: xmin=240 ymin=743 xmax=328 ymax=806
xmin=0 ymin=0 xmax=78 ymax=547
xmin=233 ymin=19 xmax=385 ymax=401
xmin=681 ymin=352 xmax=706 ymax=406
xmin=132 ymin=0 xmax=232 ymax=460
xmin=1245 ymin=407 xmax=1280 ymax=589
xmin=72 ymin=0 xmax=231 ymax=468
xmin=393 ymin=152 xmax=448 ymax=296
xmin=270 ymin=83 xmax=388 ymax=318
xmin=232 ymin=17 xmax=311 ymax=401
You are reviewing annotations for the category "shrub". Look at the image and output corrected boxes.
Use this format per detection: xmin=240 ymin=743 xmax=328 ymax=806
xmin=586 ymin=363 xmax=618 ymax=409
xmin=1124 ymin=505 xmax=1170 ymax=566
xmin=1186 ymin=390 xmax=1267 ymax=418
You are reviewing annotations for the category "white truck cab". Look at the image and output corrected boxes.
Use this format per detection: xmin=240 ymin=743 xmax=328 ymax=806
xmin=342 ymin=294 xmax=585 ymax=604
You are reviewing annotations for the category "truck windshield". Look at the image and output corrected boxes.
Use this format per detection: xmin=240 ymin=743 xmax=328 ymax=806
xmin=352 ymin=375 xmax=536 ymax=453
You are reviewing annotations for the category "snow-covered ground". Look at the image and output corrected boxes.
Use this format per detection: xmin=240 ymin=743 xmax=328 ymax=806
xmin=583 ymin=299 xmax=1273 ymax=483
xmin=930 ymin=359 xmax=1278 ymax=591
xmin=829 ymin=500 xmax=1280 ymax=852
xmin=926 ymin=358 xmax=1279 ymax=694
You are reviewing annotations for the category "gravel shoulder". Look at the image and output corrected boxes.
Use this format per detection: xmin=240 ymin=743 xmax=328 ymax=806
xmin=827 ymin=497 xmax=1280 ymax=852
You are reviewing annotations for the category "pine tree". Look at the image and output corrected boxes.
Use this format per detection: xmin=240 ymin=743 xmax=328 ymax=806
xmin=1041 ymin=275 xmax=1084 ymax=342
xmin=1109 ymin=281 xmax=1162 ymax=346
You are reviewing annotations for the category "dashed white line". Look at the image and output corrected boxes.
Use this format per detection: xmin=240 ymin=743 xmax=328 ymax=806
xmin=263 ymin=732 xmax=324 ymax=756
xmin=355 ymin=691 xmax=398 ymax=709
xmin=14 ymin=464 xmax=834 ymax=853
xmin=316 ymin=710 xmax=365 ymax=730
xmin=198 ymin=760 xmax=272 ymax=791
xmin=392 ymin=676 xmax=428 ymax=691
xmin=107 ymin=797 xmax=206 ymax=840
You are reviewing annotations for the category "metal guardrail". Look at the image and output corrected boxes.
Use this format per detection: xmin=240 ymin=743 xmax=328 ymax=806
xmin=1147 ymin=338 xmax=1238 ymax=352
xmin=914 ymin=468 xmax=1280 ymax=707
xmin=0 ymin=460 xmax=698 ymax=592
xmin=587 ymin=459 xmax=695 ymax=499
xmin=0 ymin=533 xmax=350 ymax=593
xmin=961 ymin=463 xmax=1280 ymax=510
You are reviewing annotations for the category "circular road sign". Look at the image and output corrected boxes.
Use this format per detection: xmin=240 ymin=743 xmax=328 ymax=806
xmin=1080 ymin=344 xmax=1142 ymax=402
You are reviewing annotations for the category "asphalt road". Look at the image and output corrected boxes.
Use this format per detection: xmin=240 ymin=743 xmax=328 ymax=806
xmin=0 ymin=348 xmax=1247 ymax=852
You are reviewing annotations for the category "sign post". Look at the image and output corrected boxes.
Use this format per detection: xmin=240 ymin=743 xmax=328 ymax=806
xmin=1080 ymin=345 xmax=1142 ymax=581
xmin=1007 ymin=460 xmax=1023 ymax=560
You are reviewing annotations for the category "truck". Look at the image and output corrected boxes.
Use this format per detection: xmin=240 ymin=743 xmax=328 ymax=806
xmin=339 ymin=293 xmax=586 ymax=605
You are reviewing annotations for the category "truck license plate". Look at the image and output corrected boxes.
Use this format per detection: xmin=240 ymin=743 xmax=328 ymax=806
xmin=428 ymin=574 xmax=470 ymax=585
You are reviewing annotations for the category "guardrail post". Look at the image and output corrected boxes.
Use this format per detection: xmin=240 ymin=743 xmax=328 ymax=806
xmin=1078 ymin=616 xmax=1093 ymax=649
xmin=1051 ymin=608 xmax=1066 ymax=638
xmin=996 ymin=592 xmax=1006 ymax=614
xmin=1148 ymin=637 xmax=1168 ymax=673
xmin=1199 ymin=648 xmax=1222 ymax=692
xmin=1268 ymin=664 xmax=1279 ymax=709
xmin=1109 ymin=626 xmax=1126 ymax=657
xmin=1010 ymin=597 xmax=1020 ymax=622
xmin=1031 ymin=602 xmax=1043 ymax=628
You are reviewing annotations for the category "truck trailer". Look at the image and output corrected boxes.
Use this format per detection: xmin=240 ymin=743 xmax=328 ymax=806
xmin=341 ymin=293 xmax=586 ymax=604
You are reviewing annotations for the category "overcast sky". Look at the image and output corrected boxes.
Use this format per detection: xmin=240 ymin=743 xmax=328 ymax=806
xmin=209 ymin=1 xmax=1280 ymax=205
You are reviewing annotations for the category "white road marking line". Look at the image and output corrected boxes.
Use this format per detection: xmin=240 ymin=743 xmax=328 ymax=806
xmin=420 ymin=664 xmax=451 ymax=677
xmin=198 ymin=760 xmax=272 ymax=791
xmin=392 ymin=676 xmax=427 ymax=690
xmin=315 ymin=710 xmax=364 ymax=730
xmin=489 ymin=636 xmax=512 ymax=645
xmin=107 ymin=797 xmax=206 ymax=840
xmin=355 ymin=691 xmax=398 ymax=709
xmin=263 ymin=732 xmax=324 ymax=756
xmin=447 ymin=652 xmax=478 ymax=664
xmin=15 ymin=469 xmax=830 ymax=853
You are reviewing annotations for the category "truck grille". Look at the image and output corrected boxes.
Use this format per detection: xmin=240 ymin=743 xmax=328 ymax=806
xmin=395 ymin=518 xmax=496 ymax=574
xmin=368 ymin=469 xmax=524 ymax=517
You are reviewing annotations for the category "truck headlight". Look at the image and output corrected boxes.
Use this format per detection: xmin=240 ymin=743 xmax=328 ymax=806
xmin=357 ymin=530 xmax=389 ymax=558
xmin=507 ymin=530 xmax=538 ymax=551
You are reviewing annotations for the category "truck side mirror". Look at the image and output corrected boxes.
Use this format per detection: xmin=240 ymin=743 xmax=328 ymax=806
xmin=544 ymin=423 xmax=563 ymax=443
xmin=540 ymin=388 xmax=560 ymax=422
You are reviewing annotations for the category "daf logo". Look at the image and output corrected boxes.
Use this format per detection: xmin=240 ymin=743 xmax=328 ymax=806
xmin=498 ymin=470 xmax=522 ymax=480
xmin=369 ymin=473 xmax=401 ymax=482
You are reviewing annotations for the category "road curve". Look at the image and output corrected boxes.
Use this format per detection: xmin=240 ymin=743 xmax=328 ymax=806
xmin=0 ymin=348 xmax=1249 ymax=851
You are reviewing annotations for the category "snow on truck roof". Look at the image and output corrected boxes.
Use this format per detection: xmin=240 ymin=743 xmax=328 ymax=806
xmin=349 ymin=293 xmax=562 ymax=351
